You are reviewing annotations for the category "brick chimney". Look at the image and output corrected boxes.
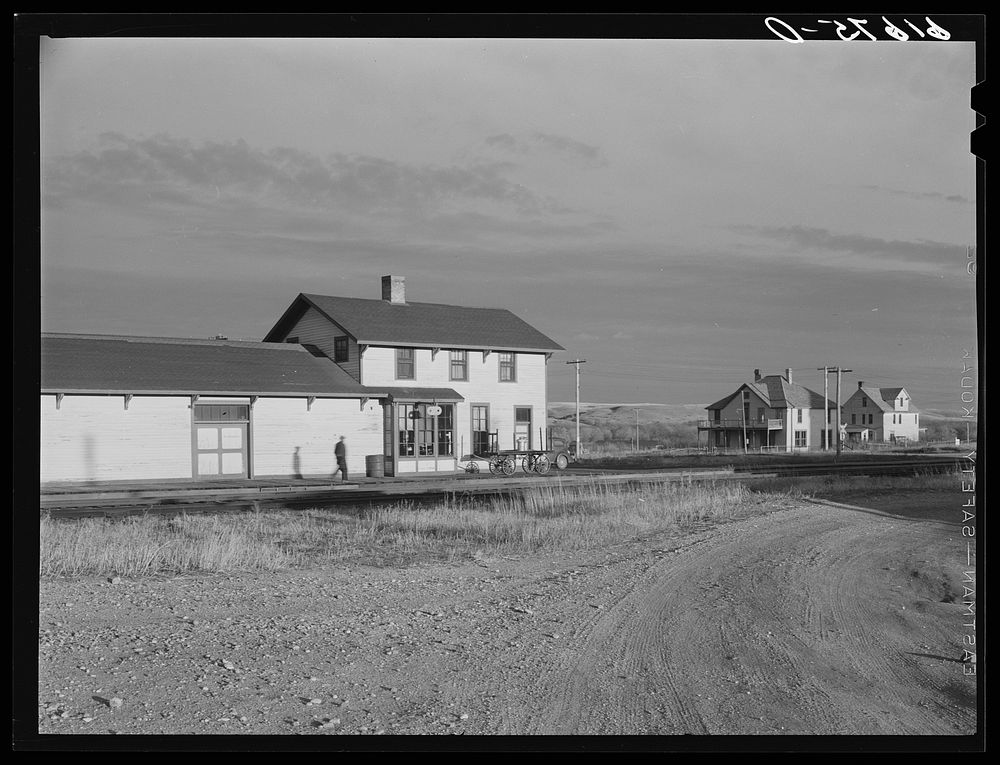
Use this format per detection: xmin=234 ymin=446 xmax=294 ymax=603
xmin=858 ymin=380 xmax=864 ymax=389
xmin=381 ymin=275 xmax=406 ymax=304
xmin=785 ymin=368 xmax=793 ymax=384
xmin=754 ymin=369 xmax=762 ymax=382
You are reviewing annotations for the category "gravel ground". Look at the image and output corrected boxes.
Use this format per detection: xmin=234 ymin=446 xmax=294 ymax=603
xmin=34 ymin=491 xmax=977 ymax=742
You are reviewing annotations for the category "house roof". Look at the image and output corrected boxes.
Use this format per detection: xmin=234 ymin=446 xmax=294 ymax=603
xmin=380 ymin=387 xmax=465 ymax=402
xmin=263 ymin=293 xmax=565 ymax=353
xmin=706 ymin=375 xmax=832 ymax=411
xmin=41 ymin=333 xmax=386 ymax=398
xmin=854 ymin=386 xmax=919 ymax=413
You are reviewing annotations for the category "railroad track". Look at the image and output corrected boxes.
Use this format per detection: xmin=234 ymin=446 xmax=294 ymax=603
xmin=41 ymin=456 xmax=962 ymax=520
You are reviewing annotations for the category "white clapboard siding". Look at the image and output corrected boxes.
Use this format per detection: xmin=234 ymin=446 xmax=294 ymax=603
xmin=40 ymin=395 xmax=193 ymax=482
xmin=362 ymin=347 xmax=548 ymax=456
xmin=251 ymin=397 xmax=383 ymax=478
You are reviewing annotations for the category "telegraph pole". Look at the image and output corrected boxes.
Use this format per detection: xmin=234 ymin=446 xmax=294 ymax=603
xmin=835 ymin=366 xmax=852 ymax=456
xmin=817 ymin=366 xmax=829 ymax=451
xmin=634 ymin=408 xmax=640 ymax=452
xmin=818 ymin=366 xmax=851 ymax=455
xmin=566 ymin=359 xmax=587 ymax=457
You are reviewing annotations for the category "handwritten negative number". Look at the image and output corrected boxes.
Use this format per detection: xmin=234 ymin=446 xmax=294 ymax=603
xmin=766 ymin=16 xmax=951 ymax=43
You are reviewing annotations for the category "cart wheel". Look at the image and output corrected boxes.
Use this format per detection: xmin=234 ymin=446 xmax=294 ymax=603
xmin=533 ymin=454 xmax=551 ymax=474
xmin=522 ymin=456 xmax=534 ymax=474
xmin=555 ymin=453 xmax=569 ymax=470
xmin=466 ymin=462 xmax=480 ymax=473
xmin=501 ymin=456 xmax=516 ymax=476
xmin=488 ymin=455 xmax=502 ymax=475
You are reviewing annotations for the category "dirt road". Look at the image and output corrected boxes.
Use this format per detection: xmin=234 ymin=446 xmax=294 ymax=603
xmin=36 ymin=492 xmax=976 ymax=737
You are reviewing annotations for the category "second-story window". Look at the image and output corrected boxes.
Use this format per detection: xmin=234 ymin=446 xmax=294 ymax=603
xmin=334 ymin=336 xmax=348 ymax=363
xmin=450 ymin=350 xmax=468 ymax=381
xmin=796 ymin=408 xmax=803 ymax=423
xmin=499 ymin=352 xmax=516 ymax=382
xmin=396 ymin=348 xmax=415 ymax=380
xmin=862 ymin=397 xmax=867 ymax=407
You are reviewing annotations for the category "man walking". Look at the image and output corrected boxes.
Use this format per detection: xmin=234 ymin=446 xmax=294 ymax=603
xmin=334 ymin=436 xmax=348 ymax=482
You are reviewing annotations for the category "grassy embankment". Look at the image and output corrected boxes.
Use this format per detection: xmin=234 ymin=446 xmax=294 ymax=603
xmin=39 ymin=471 xmax=960 ymax=579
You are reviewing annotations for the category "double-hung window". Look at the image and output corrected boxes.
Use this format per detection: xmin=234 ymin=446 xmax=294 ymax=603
xmin=498 ymin=352 xmax=516 ymax=382
xmin=334 ymin=336 xmax=348 ymax=363
xmin=396 ymin=348 xmax=415 ymax=380
xmin=450 ymin=350 xmax=468 ymax=381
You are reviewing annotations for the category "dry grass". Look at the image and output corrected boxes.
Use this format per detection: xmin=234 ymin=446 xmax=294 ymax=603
xmin=41 ymin=471 xmax=962 ymax=579
xmin=40 ymin=479 xmax=767 ymax=579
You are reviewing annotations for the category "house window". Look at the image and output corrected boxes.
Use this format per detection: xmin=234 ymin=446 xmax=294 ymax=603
xmin=398 ymin=403 xmax=454 ymax=458
xmin=794 ymin=431 xmax=807 ymax=448
xmin=472 ymin=405 xmax=491 ymax=455
xmin=757 ymin=407 xmax=765 ymax=423
xmin=449 ymin=350 xmax=468 ymax=381
xmin=868 ymin=413 xmax=874 ymax=425
xmin=772 ymin=409 xmax=784 ymax=419
xmin=862 ymin=397 xmax=867 ymax=407
xmin=498 ymin=352 xmax=516 ymax=382
xmin=334 ymin=336 xmax=348 ymax=363
xmin=710 ymin=409 xmax=721 ymax=422
xmin=851 ymin=413 xmax=856 ymax=425
xmin=396 ymin=348 xmax=415 ymax=380
xmin=193 ymin=404 xmax=250 ymax=422
xmin=796 ymin=408 xmax=802 ymax=424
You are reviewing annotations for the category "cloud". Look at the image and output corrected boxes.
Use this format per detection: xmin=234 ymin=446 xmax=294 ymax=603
xmin=860 ymin=184 xmax=974 ymax=205
xmin=730 ymin=224 xmax=966 ymax=267
xmin=485 ymin=131 xmax=605 ymax=166
xmin=43 ymin=133 xmax=572 ymax=221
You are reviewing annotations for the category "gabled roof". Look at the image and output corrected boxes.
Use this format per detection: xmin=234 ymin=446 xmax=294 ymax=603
xmin=41 ymin=333 xmax=386 ymax=398
xmin=852 ymin=386 xmax=919 ymax=413
xmin=264 ymin=293 xmax=564 ymax=353
xmin=706 ymin=375 xmax=832 ymax=411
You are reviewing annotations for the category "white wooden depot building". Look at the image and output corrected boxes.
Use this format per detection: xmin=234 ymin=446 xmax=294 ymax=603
xmin=40 ymin=276 xmax=564 ymax=483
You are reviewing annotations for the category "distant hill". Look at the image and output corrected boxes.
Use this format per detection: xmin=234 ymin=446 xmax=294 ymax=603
xmin=548 ymin=402 xmax=705 ymax=425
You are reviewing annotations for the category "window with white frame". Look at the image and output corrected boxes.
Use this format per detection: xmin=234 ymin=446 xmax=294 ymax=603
xmin=794 ymin=430 xmax=807 ymax=447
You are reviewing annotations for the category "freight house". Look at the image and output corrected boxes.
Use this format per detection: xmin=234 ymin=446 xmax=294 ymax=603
xmin=40 ymin=277 xmax=564 ymax=483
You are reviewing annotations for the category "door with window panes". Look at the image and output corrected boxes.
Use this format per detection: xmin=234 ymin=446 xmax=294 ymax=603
xmin=192 ymin=403 xmax=250 ymax=478
xmin=514 ymin=407 xmax=532 ymax=451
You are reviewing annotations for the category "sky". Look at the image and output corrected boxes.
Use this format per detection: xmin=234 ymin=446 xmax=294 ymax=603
xmin=37 ymin=25 xmax=980 ymax=412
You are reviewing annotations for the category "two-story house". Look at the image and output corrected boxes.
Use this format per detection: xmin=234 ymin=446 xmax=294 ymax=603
xmin=698 ymin=369 xmax=835 ymax=451
xmin=263 ymin=276 xmax=564 ymax=476
xmin=840 ymin=382 xmax=920 ymax=444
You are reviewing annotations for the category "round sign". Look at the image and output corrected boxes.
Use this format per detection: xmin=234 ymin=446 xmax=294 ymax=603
xmin=427 ymin=405 xmax=443 ymax=417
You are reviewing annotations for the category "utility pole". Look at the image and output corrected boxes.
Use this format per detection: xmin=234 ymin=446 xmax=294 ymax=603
xmin=819 ymin=366 xmax=851 ymax=455
xmin=566 ymin=359 xmax=587 ymax=457
xmin=634 ymin=409 xmax=640 ymax=452
xmin=817 ymin=366 xmax=829 ymax=451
